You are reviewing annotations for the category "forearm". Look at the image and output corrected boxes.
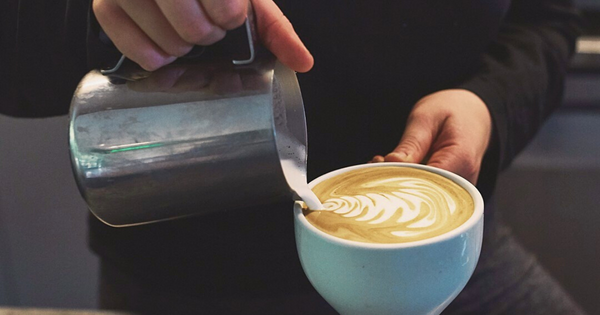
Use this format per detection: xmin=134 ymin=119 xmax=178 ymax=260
xmin=457 ymin=0 xmax=583 ymax=171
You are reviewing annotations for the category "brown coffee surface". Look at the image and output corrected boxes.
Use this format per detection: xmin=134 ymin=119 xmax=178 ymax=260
xmin=303 ymin=166 xmax=474 ymax=244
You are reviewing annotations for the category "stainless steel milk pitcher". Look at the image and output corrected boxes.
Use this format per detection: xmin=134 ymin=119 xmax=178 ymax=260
xmin=68 ymin=14 xmax=309 ymax=226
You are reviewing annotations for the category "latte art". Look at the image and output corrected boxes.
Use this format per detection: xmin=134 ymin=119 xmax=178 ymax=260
xmin=304 ymin=166 xmax=474 ymax=243
xmin=322 ymin=178 xmax=458 ymax=231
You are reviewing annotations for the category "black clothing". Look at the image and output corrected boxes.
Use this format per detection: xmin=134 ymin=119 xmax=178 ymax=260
xmin=1 ymin=0 xmax=583 ymax=313
xmin=0 ymin=0 xmax=88 ymax=117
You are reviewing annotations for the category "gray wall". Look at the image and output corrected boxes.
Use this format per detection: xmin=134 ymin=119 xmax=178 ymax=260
xmin=0 ymin=116 xmax=98 ymax=309
xmin=496 ymin=110 xmax=600 ymax=314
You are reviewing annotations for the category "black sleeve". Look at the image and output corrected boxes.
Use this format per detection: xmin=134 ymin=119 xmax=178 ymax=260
xmin=458 ymin=0 xmax=583 ymax=172
xmin=0 ymin=0 xmax=93 ymax=118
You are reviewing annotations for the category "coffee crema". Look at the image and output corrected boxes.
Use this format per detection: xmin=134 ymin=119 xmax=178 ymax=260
xmin=303 ymin=166 xmax=474 ymax=244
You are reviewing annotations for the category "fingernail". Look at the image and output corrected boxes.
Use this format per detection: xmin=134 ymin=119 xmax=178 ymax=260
xmin=396 ymin=152 xmax=408 ymax=160
xmin=371 ymin=156 xmax=384 ymax=163
xmin=388 ymin=152 xmax=410 ymax=162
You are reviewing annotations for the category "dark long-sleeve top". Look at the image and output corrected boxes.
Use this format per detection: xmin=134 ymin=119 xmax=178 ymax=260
xmin=1 ymin=0 xmax=582 ymax=298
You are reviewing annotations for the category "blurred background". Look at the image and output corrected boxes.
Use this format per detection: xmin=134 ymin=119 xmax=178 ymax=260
xmin=1 ymin=0 xmax=599 ymax=313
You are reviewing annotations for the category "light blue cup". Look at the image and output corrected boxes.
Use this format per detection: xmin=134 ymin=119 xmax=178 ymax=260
xmin=294 ymin=163 xmax=484 ymax=315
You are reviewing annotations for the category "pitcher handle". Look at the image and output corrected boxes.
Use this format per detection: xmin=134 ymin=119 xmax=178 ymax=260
xmin=101 ymin=2 xmax=257 ymax=75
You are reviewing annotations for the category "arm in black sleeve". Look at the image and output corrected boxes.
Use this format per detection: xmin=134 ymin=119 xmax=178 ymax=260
xmin=458 ymin=0 xmax=583 ymax=172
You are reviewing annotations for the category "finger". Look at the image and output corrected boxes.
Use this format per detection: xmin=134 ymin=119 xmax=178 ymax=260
xmin=253 ymin=0 xmax=314 ymax=73
xmin=385 ymin=114 xmax=441 ymax=164
xmin=155 ymin=0 xmax=226 ymax=46
xmin=369 ymin=155 xmax=385 ymax=163
xmin=200 ymin=0 xmax=247 ymax=30
xmin=427 ymin=144 xmax=480 ymax=184
xmin=94 ymin=0 xmax=177 ymax=70
xmin=117 ymin=0 xmax=194 ymax=57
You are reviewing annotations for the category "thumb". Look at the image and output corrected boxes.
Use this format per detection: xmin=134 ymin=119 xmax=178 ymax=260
xmin=253 ymin=0 xmax=314 ymax=73
xmin=385 ymin=115 xmax=440 ymax=164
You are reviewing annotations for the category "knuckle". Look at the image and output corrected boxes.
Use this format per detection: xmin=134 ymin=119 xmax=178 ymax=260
xmin=179 ymin=25 xmax=210 ymax=44
xmin=210 ymin=3 xmax=247 ymax=30
xmin=179 ymin=25 xmax=223 ymax=45
xmin=407 ymin=109 xmax=430 ymax=122
xmin=399 ymin=136 xmax=424 ymax=153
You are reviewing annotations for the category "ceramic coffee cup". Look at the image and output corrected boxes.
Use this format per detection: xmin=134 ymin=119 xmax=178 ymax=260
xmin=294 ymin=162 xmax=484 ymax=315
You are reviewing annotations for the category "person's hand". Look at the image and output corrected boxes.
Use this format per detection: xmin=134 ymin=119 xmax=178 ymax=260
xmin=93 ymin=0 xmax=313 ymax=72
xmin=371 ymin=89 xmax=493 ymax=184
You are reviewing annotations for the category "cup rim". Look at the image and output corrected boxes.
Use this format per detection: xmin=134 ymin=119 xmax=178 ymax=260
xmin=295 ymin=162 xmax=484 ymax=249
